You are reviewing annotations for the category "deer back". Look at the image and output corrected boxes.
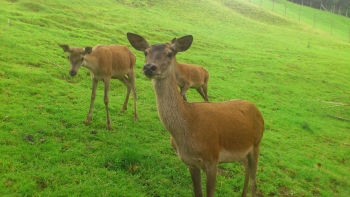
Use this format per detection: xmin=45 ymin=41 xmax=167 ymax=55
xmin=176 ymin=62 xmax=209 ymax=88
xmin=84 ymin=45 xmax=135 ymax=79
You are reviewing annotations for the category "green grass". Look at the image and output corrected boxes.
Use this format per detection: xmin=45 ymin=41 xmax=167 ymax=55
xmin=0 ymin=0 xmax=349 ymax=196
xmin=249 ymin=0 xmax=350 ymax=42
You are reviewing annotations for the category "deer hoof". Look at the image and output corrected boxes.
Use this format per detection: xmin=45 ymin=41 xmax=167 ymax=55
xmin=84 ymin=120 xmax=91 ymax=125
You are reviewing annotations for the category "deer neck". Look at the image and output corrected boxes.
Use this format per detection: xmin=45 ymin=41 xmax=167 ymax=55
xmin=82 ymin=55 xmax=95 ymax=72
xmin=152 ymin=59 xmax=187 ymax=138
xmin=173 ymin=57 xmax=180 ymax=78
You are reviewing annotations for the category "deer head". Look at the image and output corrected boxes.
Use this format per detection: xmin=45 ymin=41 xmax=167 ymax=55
xmin=126 ymin=33 xmax=193 ymax=79
xmin=59 ymin=44 xmax=93 ymax=76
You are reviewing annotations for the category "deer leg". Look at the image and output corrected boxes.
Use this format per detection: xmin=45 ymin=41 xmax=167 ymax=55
xmin=127 ymin=71 xmax=138 ymax=120
xmin=239 ymin=158 xmax=250 ymax=197
xmin=85 ymin=78 xmax=98 ymax=125
xmin=178 ymin=86 xmax=187 ymax=101
xmin=103 ymin=78 xmax=111 ymax=130
xmin=205 ymin=164 xmax=218 ymax=197
xmin=195 ymin=87 xmax=206 ymax=101
xmin=189 ymin=166 xmax=203 ymax=197
xmin=182 ymin=93 xmax=188 ymax=101
xmin=180 ymin=84 xmax=190 ymax=101
xmin=202 ymin=83 xmax=209 ymax=101
xmin=249 ymin=147 xmax=260 ymax=197
xmin=118 ymin=77 xmax=131 ymax=113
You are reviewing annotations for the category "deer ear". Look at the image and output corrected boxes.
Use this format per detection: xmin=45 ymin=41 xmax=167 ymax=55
xmin=59 ymin=44 xmax=71 ymax=52
xmin=171 ymin=38 xmax=176 ymax=44
xmin=171 ymin=35 xmax=193 ymax=52
xmin=84 ymin=47 xmax=93 ymax=54
xmin=127 ymin=32 xmax=150 ymax=51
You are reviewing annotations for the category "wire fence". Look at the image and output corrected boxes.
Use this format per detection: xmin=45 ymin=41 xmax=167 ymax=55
xmin=248 ymin=0 xmax=350 ymax=42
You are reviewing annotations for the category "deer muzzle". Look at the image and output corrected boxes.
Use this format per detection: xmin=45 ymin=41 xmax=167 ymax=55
xmin=143 ymin=64 xmax=157 ymax=78
xmin=69 ymin=70 xmax=77 ymax=76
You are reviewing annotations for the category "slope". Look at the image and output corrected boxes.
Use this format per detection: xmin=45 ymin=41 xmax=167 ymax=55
xmin=0 ymin=0 xmax=349 ymax=196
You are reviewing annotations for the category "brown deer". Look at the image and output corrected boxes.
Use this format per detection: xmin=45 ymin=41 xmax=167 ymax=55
xmin=175 ymin=59 xmax=209 ymax=101
xmin=59 ymin=44 xmax=138 ymax=130
xmin=127 ymin=32 xmax=264 ymax=197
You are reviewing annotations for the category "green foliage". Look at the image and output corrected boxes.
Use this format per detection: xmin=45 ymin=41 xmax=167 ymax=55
xmin=0 ymin=0 xmax=349 ymax=196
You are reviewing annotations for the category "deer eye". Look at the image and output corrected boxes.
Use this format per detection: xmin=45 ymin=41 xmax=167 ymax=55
xmin=143 ymin=51 xmax=147 ymax=56
xmin=167 ymin=52 xmax=173 ymax=58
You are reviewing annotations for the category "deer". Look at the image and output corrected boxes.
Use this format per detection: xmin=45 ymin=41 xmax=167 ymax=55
xmin=59 ymin=44 xmax=138 ymax=130
xmin=127 ymin=32 xmax=264 ymax=197
xmin=175 ymin=60 xmax=209 ymax=101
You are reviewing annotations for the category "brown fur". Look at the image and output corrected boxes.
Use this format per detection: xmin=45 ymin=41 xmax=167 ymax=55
xmin=175 ymin=59 xmax=209 ymax=101
xmin=127 ymin=33 xmax=264 ymax=197
xmin=59 ymin=44 xmax=138 ymax=130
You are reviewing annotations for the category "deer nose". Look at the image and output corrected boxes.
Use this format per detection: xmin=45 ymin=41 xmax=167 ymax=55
xmin=69 ymin=70 xmax=77 ymax=76
xmin=143 ymin=64 xmax=156 ymax=76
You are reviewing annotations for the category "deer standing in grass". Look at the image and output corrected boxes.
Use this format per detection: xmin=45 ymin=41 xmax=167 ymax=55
xmin=127 ymin=33 xmax=264 ymax=197
xmin=59 ymin=44 xmax=138 ymax=130
xmin=175 ymin=59 xmax=209 ymax=101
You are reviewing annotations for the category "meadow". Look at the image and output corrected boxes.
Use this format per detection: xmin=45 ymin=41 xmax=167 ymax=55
xmin=0 ymin=0 xmax=349 ymax=196
xmin=249 ymin=0 xmax=350 ymax=42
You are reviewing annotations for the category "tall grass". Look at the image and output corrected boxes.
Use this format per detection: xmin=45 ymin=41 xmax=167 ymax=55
xmin=0 ymin=0 xmax=349 ymax=196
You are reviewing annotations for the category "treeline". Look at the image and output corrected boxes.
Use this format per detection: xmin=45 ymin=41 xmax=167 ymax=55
xmin=288 ymin=0 xmax=349 ymax=17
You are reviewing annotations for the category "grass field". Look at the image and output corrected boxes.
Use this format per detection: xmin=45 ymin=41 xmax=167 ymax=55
xmin=249 ymin=0 xmax=350 ymax=42
xmin=0 ymin=0 xmax=349 ymax=196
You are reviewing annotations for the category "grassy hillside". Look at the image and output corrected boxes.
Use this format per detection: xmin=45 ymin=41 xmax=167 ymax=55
xmin=249 ymin=0 xmax=350 ymax=42
xmin=0 ymin=0 xmax=349 ymax=196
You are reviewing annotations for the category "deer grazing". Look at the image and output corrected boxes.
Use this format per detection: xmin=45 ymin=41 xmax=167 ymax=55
xmin=175 ymin=60 xmax=209 ymax=101
xmin=127 ymin=32 xmax=264 ymax=197
xmin=59 ymin=44 xmax=138 ymax=130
